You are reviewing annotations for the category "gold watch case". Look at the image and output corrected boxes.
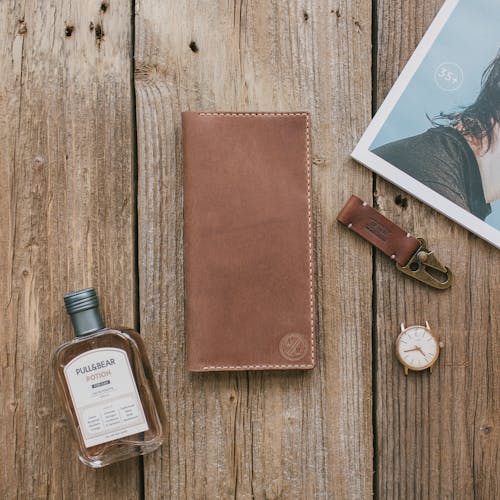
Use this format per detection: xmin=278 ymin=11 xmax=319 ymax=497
xmin=395 ymin=321 xmax=443 ymax=375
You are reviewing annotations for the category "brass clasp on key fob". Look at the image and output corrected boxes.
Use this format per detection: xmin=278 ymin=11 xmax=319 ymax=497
xmin=396 ymin=238 xmax=452 ymax=289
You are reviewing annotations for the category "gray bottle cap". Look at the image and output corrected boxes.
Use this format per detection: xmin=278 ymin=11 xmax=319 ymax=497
xmin=64 ymin=288 xmax=104 ymax=336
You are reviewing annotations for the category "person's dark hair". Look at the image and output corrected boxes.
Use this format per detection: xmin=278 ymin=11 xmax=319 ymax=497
xmin=433 ymin=52 xmax=500 ymax=150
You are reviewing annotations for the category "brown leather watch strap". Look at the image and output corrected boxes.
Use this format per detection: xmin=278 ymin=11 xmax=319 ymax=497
xmin=337 ymin=195 xmax=420 ymax=266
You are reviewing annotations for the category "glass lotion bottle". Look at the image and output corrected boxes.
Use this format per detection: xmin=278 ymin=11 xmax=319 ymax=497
xmin=53 ymin=288 xmax=166 ymax=468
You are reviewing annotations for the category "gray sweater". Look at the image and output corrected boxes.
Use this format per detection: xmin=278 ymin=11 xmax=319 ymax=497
xmin=373 ymin=126 xmax=491 ymax=220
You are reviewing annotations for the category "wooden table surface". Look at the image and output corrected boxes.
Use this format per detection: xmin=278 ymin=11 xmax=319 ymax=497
xmin=1 ymin=1 xmax=498 ymax=498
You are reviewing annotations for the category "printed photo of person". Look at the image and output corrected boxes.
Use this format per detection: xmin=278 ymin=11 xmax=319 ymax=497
xmin=372 ymin=52 xmax=500 ymax=222
xmin=353 ymin=0 xmax=500 ymax=246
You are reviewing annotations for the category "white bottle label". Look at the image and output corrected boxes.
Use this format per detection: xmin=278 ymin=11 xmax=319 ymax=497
xmin=64 ymin=347 xmax=149 ymax=448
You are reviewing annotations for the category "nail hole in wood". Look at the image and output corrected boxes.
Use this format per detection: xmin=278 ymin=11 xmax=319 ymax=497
xmin=189 ymin=41 xmax=199 ymax=53
xmin=18 ymin=19 xmax=27 ymax=35
xmin=303 ymin=11 xmax=309 ymax=21
xmin=95 ymin=23 xmax=103 ymax=43
xmin=33 ymin=156 xmax=45 ymax=168
xmin=65 ymin=24 xmax=74 ymax=37
xmin=395 ymin=194 xmax=408 ymax=209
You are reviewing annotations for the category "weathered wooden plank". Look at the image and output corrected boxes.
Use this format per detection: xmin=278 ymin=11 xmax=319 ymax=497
xmin=375 ymin=1 xmax=500 ymax=498
xmin=135 ymin=0 xmax=374 ymax=498
xmin=0 ymin=1 xmax=140 ymax=498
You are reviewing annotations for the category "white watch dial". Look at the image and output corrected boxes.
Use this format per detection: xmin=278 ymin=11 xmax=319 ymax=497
xmin=397 ymin=326 xmax=438 ymax=370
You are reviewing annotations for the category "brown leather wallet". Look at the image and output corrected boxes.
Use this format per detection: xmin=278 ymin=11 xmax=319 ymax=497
xmin=183 ymin=112 xmax=315 ymax=371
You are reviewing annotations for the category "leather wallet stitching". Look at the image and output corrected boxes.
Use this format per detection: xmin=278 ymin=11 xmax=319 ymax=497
xmin=198 ymin=112 xmax=309 ymax=117
xmin=196 ymin=112 xmax=315 ymax=370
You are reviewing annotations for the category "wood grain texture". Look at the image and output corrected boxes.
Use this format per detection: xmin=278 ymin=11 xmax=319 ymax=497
xmin=3 ymin=0 xmax=496 ymax=497
xmin=135 ymin=0 xmax=374 ymax=498
xmin=0 ymin=1 xmax=140 ymax=498
xmin=375 ymin=1 xmax=500 ymax=498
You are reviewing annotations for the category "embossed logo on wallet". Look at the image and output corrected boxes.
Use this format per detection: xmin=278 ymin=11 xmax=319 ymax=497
xmin=279 ymin=333 xmax=307 ymax=361
xmin=365 ymin=216 xmax=391 ymax=242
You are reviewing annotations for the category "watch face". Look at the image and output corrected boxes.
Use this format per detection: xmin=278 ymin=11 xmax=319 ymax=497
xmin=396 ymin=326 xmax=439 ymax=370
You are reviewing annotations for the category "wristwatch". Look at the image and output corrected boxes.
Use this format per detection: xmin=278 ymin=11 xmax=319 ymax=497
xmin=395 ymin=321 xmax=443 ymax=375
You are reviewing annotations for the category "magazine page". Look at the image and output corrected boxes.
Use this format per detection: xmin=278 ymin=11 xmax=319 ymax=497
xmin=353 ymin=0 xmax=500 ymax=248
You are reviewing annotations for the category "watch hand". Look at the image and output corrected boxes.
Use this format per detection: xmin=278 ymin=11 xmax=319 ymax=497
xmin=404 ymin=348 xmax=419 ymax=353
